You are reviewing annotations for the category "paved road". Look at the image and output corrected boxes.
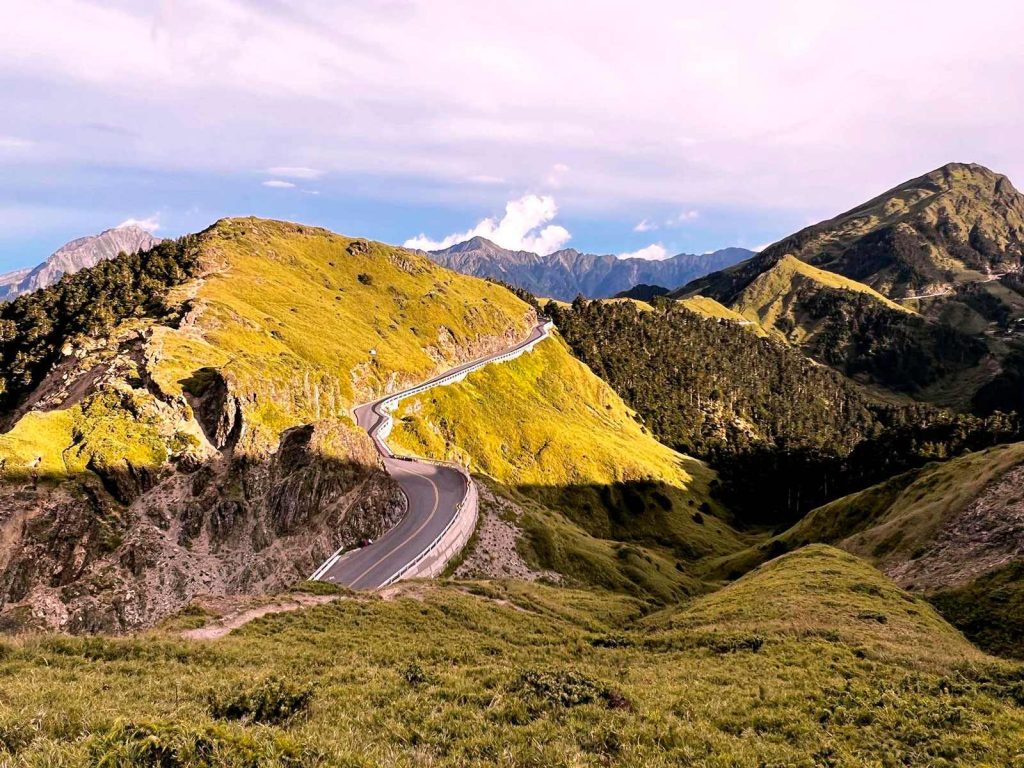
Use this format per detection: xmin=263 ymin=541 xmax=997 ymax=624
xmin=316 ymin=320 xmax=550 ymax=589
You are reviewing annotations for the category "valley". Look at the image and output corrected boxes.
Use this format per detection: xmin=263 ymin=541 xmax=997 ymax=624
xmin=2 ymin=165 xmax=1024 ymax=764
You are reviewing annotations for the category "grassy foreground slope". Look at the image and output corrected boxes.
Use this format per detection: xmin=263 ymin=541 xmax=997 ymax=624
xmin=2 ymin=546 xmax=1023 ymax=766
xmin=390 ymin=334 xmax=749 ymax=600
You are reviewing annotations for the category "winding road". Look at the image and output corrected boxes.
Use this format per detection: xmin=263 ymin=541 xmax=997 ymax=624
xmin=311 ymin=319 xmax=551 ymax=590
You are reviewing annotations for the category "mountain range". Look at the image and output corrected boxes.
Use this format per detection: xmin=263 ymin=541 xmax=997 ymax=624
xmin=426 ymin=235 xmax=753 ymax=300
xmin=0 ymin=225 xmax=162 ymax=302
xmin=4 ymin=168 xmax=1024 ymax=762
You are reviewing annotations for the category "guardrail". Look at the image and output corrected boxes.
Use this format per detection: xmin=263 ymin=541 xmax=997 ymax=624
xmin=309 ymin=319 xmax=552 ymax=585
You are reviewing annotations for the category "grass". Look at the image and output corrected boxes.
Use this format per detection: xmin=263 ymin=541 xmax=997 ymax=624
xmin=0 ymin=389 xmax=173 ymax=485
xmin=1 ymin=546 xmax=1022 ymax=765
xmin=388 ymin=334 xmax=753 ymax=599
xmin=149 ymin=218 xmax=533 ymax=452
xmin=676 ymin=295 xmax=769 ymax=336
xmin=708 ymin=442 xmax=1024 ymax=581
xmin=733 ymin=255 xmax=912 ymax=343
xmin=931 ymin=561 xmax=1024 ymax=660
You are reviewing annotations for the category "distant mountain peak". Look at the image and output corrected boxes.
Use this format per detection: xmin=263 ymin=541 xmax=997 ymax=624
xmin=0 ymin=226 xmax=164 ymax=302
xmin=426 ymin=237 xmax=752 ymax=300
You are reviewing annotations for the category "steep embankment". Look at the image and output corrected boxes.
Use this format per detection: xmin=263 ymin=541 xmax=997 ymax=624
xmin=3 ymin=545 xmax=1022 ymax=765
xmin=0 ymin=218 xmax=535 ymax=632
xmin=389 ymin=332 xmax=749 ymax=601
xmin=712 ymin=441 xmax=1024 ymax=657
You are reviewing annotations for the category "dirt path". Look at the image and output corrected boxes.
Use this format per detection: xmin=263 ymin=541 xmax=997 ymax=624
xmin=181 ymin=593 xmax=340 ymax=640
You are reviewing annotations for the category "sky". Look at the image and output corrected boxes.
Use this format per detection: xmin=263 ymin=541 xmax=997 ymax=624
xmin=1 ymin=0 xmax=1023 ymax=270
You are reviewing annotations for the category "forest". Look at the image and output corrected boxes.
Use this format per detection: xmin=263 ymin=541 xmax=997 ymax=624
xmin=0 ymin=236 xmax=201 ymax=413
xmin=549 ymin=298 xmax=1019 ymax=526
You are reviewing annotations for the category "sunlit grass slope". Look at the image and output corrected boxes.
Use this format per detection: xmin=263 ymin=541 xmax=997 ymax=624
xmin=151 ymin=218 xmax=533 ymax=449
xmin=2 ymin=548 xmax=1022 ymax=766
xmin=391 ymin=335 xmax=706 ymax=488
xmin=675 ymin=295 xmax=769 ymax=336
xmin=733 ymin=254 xmax=912 ymax=342
xmin=389 ymin=334 xmax=750 ymax=599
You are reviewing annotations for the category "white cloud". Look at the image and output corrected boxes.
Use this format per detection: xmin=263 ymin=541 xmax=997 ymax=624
xmin=633 ymin=218 xmax=657 ymax=232
xmin=545 ymin=163 xmax=570 ymax=187
xmin=667 ymin=210 xmax=700 ymax=226
xmin=3 ymin=0 xmax=1024 ymax=226
xmin=404 ymin=194 xmax=571 ymax=254
xmin=262 ymin=179 xmax=297 ymax=189
xmin=267 ymin=166 xmax=324 ymax=179
xmin=0 ymin=136 xmax=32 ymax=151
xmin=618 ymin=243 xmax=669 ymax=261
xmin=117 ymin=215 xmax=161 ymax=232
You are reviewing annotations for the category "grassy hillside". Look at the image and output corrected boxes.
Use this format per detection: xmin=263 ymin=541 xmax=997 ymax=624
xmin=152 ymin=218 xmax=533 ymax=451
xmin=1 ymin=547 xmax=1022 ymax=765
xmin=0 ymin=219 xmax=539 ymax=631
xmin=675 ymin=295 xmax=768 ymax=336
xmin=710 ymin=441 xmax=1024 ymax=660
xmin=389 ymin=334 xmax=749 ymax=600
xmin=734 ymin=254 xmax=912 ymax=343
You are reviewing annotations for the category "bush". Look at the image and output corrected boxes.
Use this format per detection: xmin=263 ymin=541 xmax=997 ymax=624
xmin=208 ymin=677 xmax=314 ymax=726
xmin=511 ymin=669 xmax=630 ymax=711
xmin=87 ymin=720 xmax=317 ymax=767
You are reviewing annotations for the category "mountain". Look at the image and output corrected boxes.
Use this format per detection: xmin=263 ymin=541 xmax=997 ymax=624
xmin=426 ymin=236 xmax=753 ymax=299
xmin=680 ymin=163 xmax=1024 ymax=303
xmin=713 ymin=440 xmax=1024 ymax=658
xmin=0 ymin=218 xmax=536 ymax=631
xmin=0 ymin=225 xmax=163 ymax=301
xmin=612 ymin=283 xmax=669 ymax=301
xmin=673 ymin=164 xmax=1024 ymax=406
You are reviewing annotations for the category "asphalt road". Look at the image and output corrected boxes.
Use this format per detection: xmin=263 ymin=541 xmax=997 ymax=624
xmin=318 ymin=320 xmax=549 ymax=589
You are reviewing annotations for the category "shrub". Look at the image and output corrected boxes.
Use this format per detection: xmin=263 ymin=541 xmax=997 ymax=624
xmin=511 ymin=669 xmax=630 ymax=711
xmin=208 ymin=677 xmax=314 ymax=726
xmin=87 ymin=720 xmax=317 ymax=767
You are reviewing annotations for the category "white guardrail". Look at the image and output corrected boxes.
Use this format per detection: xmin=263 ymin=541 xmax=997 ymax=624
xmin=310 ymin=320 xmax=552 ymax=585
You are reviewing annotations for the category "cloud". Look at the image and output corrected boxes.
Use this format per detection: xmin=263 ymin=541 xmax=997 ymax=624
xmin=618 ymin=243 xmax=669 ymax=261
xmin=117 ymin=215 xmax=160 ymax=232
xmin=267 ymin=166 xmax=324 ymax=179
xmin=633 ymin=218 xmax=657 ymax=232
xmin=3 ymin=0 xmax=1024 ymax=245
xmin=0 ymin=136 xmax=32 ymax=151
xmin=404 ymin=194 xmax=571 ymax=254
xmin=667 ymin=210 xmax=700 ymax=226
xmin=545 ymin=163 xmax=570 ymax=187
xmin=262 ymin=179 xmax=297 ymax=189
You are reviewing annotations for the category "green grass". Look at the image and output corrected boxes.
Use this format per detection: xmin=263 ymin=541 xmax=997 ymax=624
xmin=676 ymin=295 xmax=769 ymax=336
xmin=388 ymin=335 xmax=753 ymax=599
xmin=1 ymin=546 xmax=1022 ymax=765
xmin=709 ymin=442 xmax=1024 ymax=581
xmin=931 ymin=561 xmax=1024 ymax=660
xmin=733 ymin=254 xmax=912 ymax=344
xmin=150 ymin=218 xmax=533 ymax=452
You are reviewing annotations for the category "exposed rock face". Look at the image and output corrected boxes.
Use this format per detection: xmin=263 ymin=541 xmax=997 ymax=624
xmin=426 ymin=236 xmax=752 ymax=300
xmin=887 ymin=462 xmax=1024 ymax=592
xmin=0 ymin=225 xmax=163 ymax=301
xmin=0 ymin=327 xmax=404 ymax=633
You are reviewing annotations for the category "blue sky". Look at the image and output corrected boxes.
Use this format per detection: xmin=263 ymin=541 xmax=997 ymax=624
xmin=2 ymin=0 xmax=1023 ymax=271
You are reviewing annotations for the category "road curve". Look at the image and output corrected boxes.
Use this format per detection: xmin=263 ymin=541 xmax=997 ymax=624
xmin=313 ymin=319 xmax=551 ymax=590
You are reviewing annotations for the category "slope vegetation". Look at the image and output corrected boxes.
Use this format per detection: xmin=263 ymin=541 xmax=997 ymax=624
xmin=389 ymin=334 xmax=748 ymax=600
xmin=0 ymin=218 xmax=535 ymax=631
xmin=2 ymin=546 xmax=1023 ymax=766
xmin=548 ymin=297 xmax=1017 ymax=526
xmin=713 ymin=441 xmax=1024 ymax=658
